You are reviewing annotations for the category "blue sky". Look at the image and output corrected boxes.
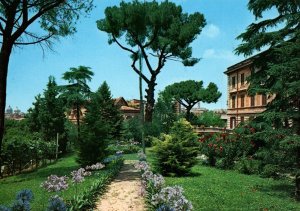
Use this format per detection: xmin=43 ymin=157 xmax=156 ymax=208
xmin=7 ymin=0 xmax=256 ymax=112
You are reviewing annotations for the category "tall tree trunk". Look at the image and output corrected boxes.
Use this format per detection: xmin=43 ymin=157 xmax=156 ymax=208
xmin=144 ymin=78 xmax=156 ymax=122
xmin=295 ymin=103 xmax=300 ymax=201
xmin=0 ymin=40 xmax=13 ymax=177
xmin=186 ymin=105 xmax=192 ymax=122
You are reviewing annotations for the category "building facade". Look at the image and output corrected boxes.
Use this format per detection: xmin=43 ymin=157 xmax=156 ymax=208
xmin=224 ymin=58 xmax=270 ymax=129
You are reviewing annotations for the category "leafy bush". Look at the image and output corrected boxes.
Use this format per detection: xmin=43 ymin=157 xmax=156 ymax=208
xmin=234 ymin=156 xmax=262 ymax=175
xmin=193 ymin=111 xmax=225 ymax=127
xmin=107 ymin=144 xmax=140 ymax=154
xmin=199 ymin=124 xmax=257 ymax=169
xmin=152 ymin=119 xmax=199 ymax=176
xmin=0 ymin=189 xmax=34 ymax=211
xmin=261 ymin=164 xmax=279 ymax=178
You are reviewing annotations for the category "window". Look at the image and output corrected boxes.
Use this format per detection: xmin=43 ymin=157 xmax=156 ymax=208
xmin=240 ymin=116 xmax=245 ymax=123
xmin=250 ymin=96 xmax=255 ymax=107
xmin=241 ymin=95 xmax=245 ymax=107
xmin=230 ymin=117 xmax=236 ymax=129
xmin=241 ymin=73 xmax=245 ymax=85
xmin=232 ymin=96 xmax=236 ymax=108
xmin=232 ymin=76 xmax=236 ymax=88
xmin=262 ymin=94 xmax=267 ymax=105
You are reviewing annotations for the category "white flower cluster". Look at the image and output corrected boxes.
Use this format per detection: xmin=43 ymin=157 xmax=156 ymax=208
xmin=71 ymin=168 xmax=91 ymax=184
xmin=85 ymin=162 xmax=105 ymax=170
xmin=151 ymin=186 xmax=193 ymax=211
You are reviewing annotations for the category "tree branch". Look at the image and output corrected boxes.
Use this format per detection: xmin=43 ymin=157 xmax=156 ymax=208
xmin=136 ymin=40 xmax=154 ymax=74
xmin=14 ymin=33 xmax=53 ymax=45
xmin=177 ymin=99 xmax=188 ymax=108
xmin=22 ymin=0 xmax=28 ymax=25
xmin=11 ymin=0 xmax=64 ymax=42
xmin=112 ymin=34 xmax=136 ymax=55
xmin=131 ymin=55 xmax=150 ymax=84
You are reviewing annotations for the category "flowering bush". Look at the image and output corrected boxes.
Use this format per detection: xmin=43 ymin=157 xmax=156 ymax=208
xmin=41 ymin=175 xmax=69 ymax=192
xmin=85 ymin=162 xmax=105 ymax=171
xmin=46 ymin=195 xmax=66 ymax=211
xmin=134 ymin=161 xmax=150 ymax=172
xmin=71 ymin=168 xmax=91 ymax=184
xmin=151 ymin=186 xmax=193 ymax=211
xmin=68 ymin=157 xmax=124 ymax=210
xmin=0 ymin=189 xmax=34 ymax=211
xmin=199 ymin=125 xmax=257 ymax=168
xmin=135 ymin=160 xmax=193 ymax=211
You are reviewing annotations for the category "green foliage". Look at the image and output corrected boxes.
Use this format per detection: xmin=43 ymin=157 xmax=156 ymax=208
xmin=151 ymin=91 xmax=178 ymax=135
xmin=163 ymin=163 xmax=300 ymax=211
xmin=27 ymin=76 xmax=67 ymax=153
xmin=77 ymin=82 xmax=122 ymax=166
xmin=98 ymin=1 xmax=205 ymax=66
xmin=152 ymin=119 xmax=199 ymax=176
xmin=107 ymin=143 xmax=140 ymax=155
xmin=122 ymin=117 xmax=143 ymax=143
xmin=163 ymin=80 xmax=221 ymax=121
xmin=199 ymin=125 xmax=257 ymax=168
xmin=97 ymin=0 xmax=206 ymax=122
xmin=235 ymin=1 xmax=300 ymax=199
xmin=96 ymin=81 xmax=123 ymax=140
xmin=61 ymin=66 xmax=94 ymax=134
xmin=195 ymin=111 xmax=225 ymax=127
xmin=234 ymin=156 xmax=261 ymax=175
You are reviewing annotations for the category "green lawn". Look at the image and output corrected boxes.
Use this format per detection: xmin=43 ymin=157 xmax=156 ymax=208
xmin=0 ymin=154 xmax=111 ymax=210
xmin=146 ymin=148 xmax=300 ymax=211
xmin=122 ymin=153 xmax=139 ymax=160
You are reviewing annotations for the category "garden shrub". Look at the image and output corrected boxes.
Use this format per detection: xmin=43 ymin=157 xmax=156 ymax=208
xmin=261 ymin=164 xmax=279 ymax=178
xmin=0 ymin=189 xmax=34 ymax=211
xmin=107 ymin=143 xmax=140 ymax=154
xmin=152 ymin=118 xmax=199 ymax=176
xmin=234 ymin=156 xmax=262 ymax=175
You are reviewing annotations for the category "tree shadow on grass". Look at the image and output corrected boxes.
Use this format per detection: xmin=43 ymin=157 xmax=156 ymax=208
xmin=256 ymin=183 xmax=295 ymax=199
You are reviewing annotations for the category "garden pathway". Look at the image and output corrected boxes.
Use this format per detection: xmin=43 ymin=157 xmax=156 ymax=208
xmin=95 ymin=160 xmax=145 ymax=211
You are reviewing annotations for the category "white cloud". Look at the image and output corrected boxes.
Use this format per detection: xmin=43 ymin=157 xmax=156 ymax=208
xmin=202 ymin=48 xmax=241 ymax=63
xmin=203 ymin=24 xmax=220 ymax=38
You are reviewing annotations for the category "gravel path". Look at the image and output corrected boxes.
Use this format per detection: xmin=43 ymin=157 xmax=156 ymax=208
xmin=95 ymin=160 xmax=145 ymax=211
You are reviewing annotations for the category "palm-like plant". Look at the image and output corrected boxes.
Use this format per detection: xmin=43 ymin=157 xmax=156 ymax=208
xmin=61 ymin=66 xmax=94 ymax=142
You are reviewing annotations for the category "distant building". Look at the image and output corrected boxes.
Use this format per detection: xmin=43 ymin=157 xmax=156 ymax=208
xmin=224 ymin=56 xmax=272 ymax=129
xmin=5 ymin=106 xmax=25 ymax=120
xmin=213 ymin=109 xmax=228 ymax=126
xmin=114 ymin=97 xmax=140 ymax=120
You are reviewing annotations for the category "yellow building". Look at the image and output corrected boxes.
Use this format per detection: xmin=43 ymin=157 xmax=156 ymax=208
xmin=224 ymin=57 xmax=271 ymax=129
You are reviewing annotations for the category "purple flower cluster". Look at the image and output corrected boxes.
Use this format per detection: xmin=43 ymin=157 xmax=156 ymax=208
xmin=135 ymin=160 xmax=165 ymax=197
xmin=41 ymin=175 xmax=69 ymax=192
xmin=151 ymin=186 xmax=193 ymax=211
xmin=134 ymin=161 xmax=149 ymax=172
xmin=135 ymin=160 xmax=193 ymax=210
xmin=71 ymin=168 xmax=91 ymax=184
xmin=85 ymin=162 xmax=105 ymax=170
